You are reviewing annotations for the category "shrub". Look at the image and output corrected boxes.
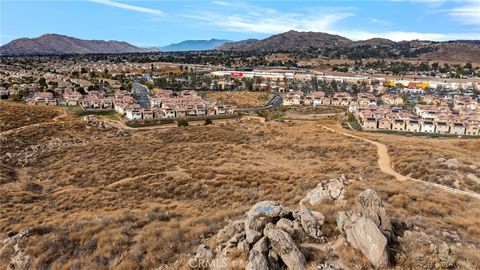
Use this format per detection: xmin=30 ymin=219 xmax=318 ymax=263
xmin=204 ymin=118 xmax=213 ymax=125
xmin=177 ymin=119 xmax=189 ymax=127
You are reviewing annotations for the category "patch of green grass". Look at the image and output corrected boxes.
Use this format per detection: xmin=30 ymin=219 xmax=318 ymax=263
xmin=126 ymin=118 xmax=175 ymax=128
xmin=346 ymin=113 xmax=362 ymax=131
xmin=66 ymin=106 xmax=119 ymax=120
xmin=257 ymin=109 xmax=285 ymax=121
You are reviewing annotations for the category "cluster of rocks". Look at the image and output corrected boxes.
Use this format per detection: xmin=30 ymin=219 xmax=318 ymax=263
xmin=436 ymin=156 xmax=480 ymax=185
xmin=0 ymin=230 xmax=32 ymax=270
xmin=83 ymin=115 xmax=128 ymax=137
xmin=190 ymin=176 xmax=372 ymax=269
xmin=190 ymin=174 xmax=464 ymax=269
xmin=192 ymin=200 xmax=326 ymax=270
xmin=2 ymin=138 xmax=86 ymax=167
xmin=336 ymin=189 xmax=395 ymax=268
xmin=84 ymin=115 xmax=111 ymax=130
xmin=301 ymin=175 xmax=348 ymax=207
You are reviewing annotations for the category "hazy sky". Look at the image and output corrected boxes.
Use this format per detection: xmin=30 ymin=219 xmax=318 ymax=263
xmin=1 ymin=0 xmax=480 ymax=47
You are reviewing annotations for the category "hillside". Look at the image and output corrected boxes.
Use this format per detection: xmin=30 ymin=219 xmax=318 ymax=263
xmin=0 ymin=101 xmax=479 ymax=269
xmin=160 ymin=39 xmax=231 ymax=52
xmin=0 ymin=34 xmax=157 ymax=55
xmin=216 ymin=30 xmax=480 ymax=62
xmin=217 ymin=30 xmax=351 ymax=51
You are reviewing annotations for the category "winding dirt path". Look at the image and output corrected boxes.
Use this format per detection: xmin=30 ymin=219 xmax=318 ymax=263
xmin=321 ymin=125 xmax=480 ymax=200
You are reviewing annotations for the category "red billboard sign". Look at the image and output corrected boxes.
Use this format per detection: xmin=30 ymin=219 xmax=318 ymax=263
xmin=230 ymin=72 xmax=244 ymax=78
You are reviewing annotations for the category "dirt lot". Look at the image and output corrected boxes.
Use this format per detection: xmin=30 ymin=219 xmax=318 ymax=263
xmin=1 ymin=103 xmax=480 ymax=269
xmin=203 ymin=91 xmax=271 ymax=108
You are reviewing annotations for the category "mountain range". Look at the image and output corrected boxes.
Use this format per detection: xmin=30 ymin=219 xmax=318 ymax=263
xmin=0 ymin=34 xmax=157 ymax=55
xmin=160 ymin=39 xmax=231 ymax=52
xmin=216 ymin=30 xmax=480 ymax=63
xmin=1 ymin=31 xmax=479 ymax=63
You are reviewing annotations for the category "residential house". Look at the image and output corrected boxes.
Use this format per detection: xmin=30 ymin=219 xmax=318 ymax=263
xmin=466 ymin=124 xmax=480 ymax=136
xmin=125 ymin=105 xmax=143 ymax=120
xmin=420 ymin=120 xmax=435 ymax=133
xmin=363 ymin=117 xmax=377 ymax=130
xmin=392 ymin=119 xmax=406 ymax=131
xmin=142 ymin=109 xmax=154 ymax=120
xmin=435 ymin=122 xmax=450 ymax=134
xmin=450 ymin=123 xmax=466 ymax=135
xmin=378 ymin=118 xmax=392 ymax=130
xmin=406 ymin=119 xmax=421 ymax=132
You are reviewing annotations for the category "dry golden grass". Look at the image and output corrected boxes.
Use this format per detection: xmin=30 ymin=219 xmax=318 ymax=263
xmin=360 ymin=131 xmax=480 ymax=193
xmin=1 ymin=106 xmax=480 ymax=269
xmin=203 ymin=91 xmax=271 ymax=108
xmin=0 ymin=101 xmax=63 ymax=132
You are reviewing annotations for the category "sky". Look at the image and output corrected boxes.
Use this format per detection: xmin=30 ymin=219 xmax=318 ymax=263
xmin=1 ymin=0 xmax=480 ymax=47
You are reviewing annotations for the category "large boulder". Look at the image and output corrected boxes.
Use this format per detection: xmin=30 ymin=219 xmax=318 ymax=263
xmin=245 ymin=201 xmax=292 ymax=244
xmin=246 ymin=236 xmax=270 ymax=270
xmin=355 ymin=189 xmax=392 ymax=232
xmin=263 ymin=223 xmax=306 ymax=270
xmin=350 ymin=217 xmax=390 ymax=268
xmin=246 ymin=250 xmax=269 ymax=270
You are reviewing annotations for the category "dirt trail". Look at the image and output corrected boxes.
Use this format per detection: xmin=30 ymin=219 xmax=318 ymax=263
xmin=106 ymin=172 xmax=166 ymax=188
xmin=321 ymin=125 xmax=480 ymax=200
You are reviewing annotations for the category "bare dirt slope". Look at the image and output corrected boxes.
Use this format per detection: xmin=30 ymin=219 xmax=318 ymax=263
xmin=1 ymin=102 xmax=479 ymax=269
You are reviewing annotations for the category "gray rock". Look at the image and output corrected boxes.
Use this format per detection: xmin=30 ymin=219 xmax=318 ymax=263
xmin=443 ymin=158 xmax=463 ymax=168
xmin=193 ymin=244 xmax=214 ymax=266
xmin=301 ymin=185 xmax=333 ymax=206
xmin=268 ymin=250 xmax=281 ymax=269
xmin=252 ymin=236 xmax=269 ymax=253
xmin=263 ymin=223 xmax=306 ymax=270
xmin=276 ymin=218 xmax=295 ymax=235
xmin=246 ymin=249 xmax=270 ymax=270
xmin=350 ymin=217 xmax=389 ymax=268
xmin=245 ymin=201 xmax=292 ymax=244
xmin=355 ymin=189 xmax=392 ymax=232
xmin=296 ymin=208 xmax=324 ymax=239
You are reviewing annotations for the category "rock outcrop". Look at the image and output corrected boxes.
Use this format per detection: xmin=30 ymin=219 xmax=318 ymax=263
xmin=337 ymin=189 xmax=393 ymax=268
xmin=0 ymin=230 xmax=33 ymax=270
xmin=190 ymin=177 xmax=459 ymax=270
xmin=301 ymin=175 xmax=348 ymax=206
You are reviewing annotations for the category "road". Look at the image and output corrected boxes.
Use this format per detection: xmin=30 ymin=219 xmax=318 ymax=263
xmin=268 ymin=94 xmax=283 ymax=108
xmin=131 ymin=82 xmax=150 ymax=109
xmin=321 ymin=125 xmax=480 ymax=200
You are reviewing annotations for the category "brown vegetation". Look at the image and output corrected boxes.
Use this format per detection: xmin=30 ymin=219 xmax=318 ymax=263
xmin=203 ymin=91 xmax=271 ymax=108
xmin=0 ymin=101 xmax=63 ymax=132
xmin=1 ymin=103 xmax=479 ymax=269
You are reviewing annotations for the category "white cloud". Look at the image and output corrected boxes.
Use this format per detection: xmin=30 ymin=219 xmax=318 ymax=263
xmin=185 ymin=1 xmax=479 ymax=42
xmin=187 ymin=4 xmax=354 ymax=34
xmin=89 ymin=0 xmax=163 ymax=16
xmin=369 ymin=18 xmax=394 ymax=26
xmin=448 ymin=2 xmax=480 ymax=25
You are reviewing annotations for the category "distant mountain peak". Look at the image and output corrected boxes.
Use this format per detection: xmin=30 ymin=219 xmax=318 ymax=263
xmin=160 ymin=39 xmax=231 ymax=52
xmin=0 ymin=34 xmax=157 ymax=55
